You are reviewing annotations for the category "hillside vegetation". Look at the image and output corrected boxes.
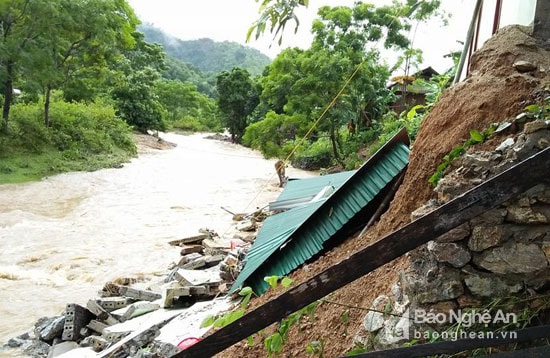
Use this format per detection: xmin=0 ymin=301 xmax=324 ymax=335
xmin=139 ymin=24 xmax=272 ymax=76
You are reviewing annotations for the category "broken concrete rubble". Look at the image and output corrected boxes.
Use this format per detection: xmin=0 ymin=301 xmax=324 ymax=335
xmin=6 ymin=209 xmax=266 ymax=358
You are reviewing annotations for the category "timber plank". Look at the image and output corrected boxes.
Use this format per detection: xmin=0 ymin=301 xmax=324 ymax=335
xmin=173 ymin=148 xmax=550 ymax=358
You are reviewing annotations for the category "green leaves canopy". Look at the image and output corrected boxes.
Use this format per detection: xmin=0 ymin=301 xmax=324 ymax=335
xmin=216 ymin=68 xmax=259 ymax=143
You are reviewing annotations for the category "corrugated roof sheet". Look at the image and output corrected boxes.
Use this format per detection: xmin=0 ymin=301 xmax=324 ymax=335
xmin=230 ymin=129 xmax=410 ymax=294
xmin=269 ymin=171 xmax=355 ymax=211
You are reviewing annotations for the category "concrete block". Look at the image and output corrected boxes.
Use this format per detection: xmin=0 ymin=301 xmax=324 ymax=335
xmin=86 ymin=300 xmax=119 ymax=326
xmin=86 ymin=320 xmax=109 ymax=335
xmin=204 ymin=254 xmax=224 ymax=267
xmin=181 ymin=257 xmax=206 ymax=270
xmin=168 ymin=234 xmax=208 ymax=246
xmin=118 ymin=286 xmax=161 ymax=301
xmin=120 ymin=301 xmax=160 ymax=321
xmin=95 ymin=297 xmax=128 ymax=312
xmin=180 ymin=244 xmax=203 ymax=255
xmin=62 ymin=304 xmax=94 ymax=342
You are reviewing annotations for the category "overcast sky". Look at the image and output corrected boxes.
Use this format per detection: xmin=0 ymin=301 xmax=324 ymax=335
xmin=127 ymin=0 xmax=478 ymax=73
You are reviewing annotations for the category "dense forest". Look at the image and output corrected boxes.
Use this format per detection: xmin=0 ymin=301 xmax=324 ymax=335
xmin=0 ymin=0 xmax=452 ymax=183
xmin=140 ymin=24 xmax=272 ymax=77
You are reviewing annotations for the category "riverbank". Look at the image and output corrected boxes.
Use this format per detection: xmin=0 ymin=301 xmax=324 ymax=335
xmin=0 ymin=131 xmax=316 ymax=356
xmin=0 ymin=106 xmax=139 ymax=184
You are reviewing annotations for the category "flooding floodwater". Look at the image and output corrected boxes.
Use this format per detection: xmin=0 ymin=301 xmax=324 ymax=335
xmin=0 ymin=132 xmax=315 ymax=351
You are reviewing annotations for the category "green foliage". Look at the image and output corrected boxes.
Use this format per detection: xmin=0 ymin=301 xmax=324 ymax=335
xmin=265 ymin=275 xmax=279 ymax=290
xmin=248 ymin=0 xmax=309 ymax=46
xmin=216 ymin=67 xmax=259 ymax=143
xmin=246 ymin=1 xmax=443 ymax=167
xmin=0 ymin=98 xmax=136 ymax=183
xmin=291 ymin=137 xmax=332 ymax=170
xmin=200 ymin=285 xmax=254 ymax=329
xmin=428 ymin=125 xmax=495 ymax=186
xmin=428 ymin=97 xmax=549 ymax=187
xmin=306 ymin=339 xmax=325 ymax=357
xmin=516 ymin=96 xmax=550 ymax=122
xmin=201 ymin=277 xmax=319 ymax=357
xmin=140 ymin=24 xmax=272 ymax=77
xmin=346 ymin=341 xmax=368 ymax=355
xmin=264 ymin=275 xmax=294 ymax=290
xmin=242 ymin=111 xmax=307 ymax=158
xmin=111 ymin=68 xmax=166 ymax=133
xmin=155 ymin=79 xmax=221 ymax=132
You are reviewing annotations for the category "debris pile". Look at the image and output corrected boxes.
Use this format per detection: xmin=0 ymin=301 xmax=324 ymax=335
xmin=4 ymin=213 xmax=268 ymax=357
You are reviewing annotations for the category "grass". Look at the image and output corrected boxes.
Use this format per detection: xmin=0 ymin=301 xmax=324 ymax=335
xmin=0 ymin=146 xmax=134 ymax=184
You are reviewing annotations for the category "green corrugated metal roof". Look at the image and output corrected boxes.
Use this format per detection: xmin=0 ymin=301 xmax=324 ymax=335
xmin=230 ymin=130 xmax=410 ymax=295
xmin=269 ymin=171 xmax=355 ymax=211
xmin=276 ymin=171 xmax=356 ymax=202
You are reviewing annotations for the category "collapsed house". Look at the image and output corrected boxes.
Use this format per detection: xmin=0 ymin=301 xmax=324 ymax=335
xmin=231 ymin=129 xmax=411 ymax=295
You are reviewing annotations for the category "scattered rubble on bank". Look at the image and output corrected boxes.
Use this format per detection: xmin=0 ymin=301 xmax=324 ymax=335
xmin=3 ymin=211 xmax=265 ymax=357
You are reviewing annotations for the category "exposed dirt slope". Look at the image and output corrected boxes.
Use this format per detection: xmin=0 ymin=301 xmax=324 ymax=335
xmin=219 ymin=25 xmax=550 ymax=358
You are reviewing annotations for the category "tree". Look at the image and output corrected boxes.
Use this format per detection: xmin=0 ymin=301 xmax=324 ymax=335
xmin=37 ymin=0 xmax=139 ymax=127
xmin=155 ymin=79 xmax=220 ymax=130
xmin=248 ymin=1 xmax=441 ymax=165
xmin=216 ymin=67 xmax=259 ymax=143
xmin=110 ymin=31 xmax=167 ymax=132
xmin=0 ymin=0 xmax=47 ymax=134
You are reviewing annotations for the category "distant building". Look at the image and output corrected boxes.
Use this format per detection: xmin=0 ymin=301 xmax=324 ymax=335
xmin=388 ymin=67 xmax=439 ymax=114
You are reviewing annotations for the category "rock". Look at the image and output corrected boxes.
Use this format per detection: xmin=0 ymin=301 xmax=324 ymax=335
xmin=469 ymin=208 xmax=507 ymax=226
xmin=506 ymin=204 xmax=550 ymax=224
xmin=473 ymin=243 xmax=548 ymax=274
xmin=524 ymin=120 xmax=550 ymax=134
xmin=39 ymin=316 xmax=65 ymax=342
xmin=363 ymin=295 xmax=390 ymax=332
xmin=403 ymin=266 xmax=464 ymax=304
xmin=513 ymin=60 xmax=537 ymax=72
xmin=507 ymin=224 xmax=550 ymax=242
xmin=415 ymin=301 xmax=458 ymax=326
xmin=180 ymin=245 xmax=203 ymax=255
xmin=7 ymin=336 xmax=29 ymax=348
xmin=410 ymin=200 xmax=439 ymax=221
xmin=427 ymin=241 xmax=471 ymax=268
xmin=435 ymin=223 xmax=470 ymax=243
xmin=48 ymin=341 xmax=79 ymax=357
xmin=468 ymin=224 xmax=508 ymax=252
xmin=363 ymin=311 xmax=384 ymax=333
xmin=463 ymin=267 xmax=523 ymax=297
xmin=23 ymin=341 xmax=51 ymax=357
xmin=512 ymin=130 xmax=550 ymax=160
xmin=456 ymin=294 xmax=483 ymax=308
xmin=496 ymin=137 xmax=515 ymax=151
xmin=435 ymin=175 xmax=475 ymax=203
xmin=375 ymin=314 xmax=410 ymax=346
xmin=523 ymin=184 xmax=550 ymax=204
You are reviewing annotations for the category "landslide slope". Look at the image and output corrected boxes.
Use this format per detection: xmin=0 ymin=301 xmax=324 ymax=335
xmin=220 ymin=25 xmax=550 ymax=357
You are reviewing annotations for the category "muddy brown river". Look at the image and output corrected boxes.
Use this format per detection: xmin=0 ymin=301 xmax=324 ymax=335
xmin=0 ymin=132 xmax=315 ymax=351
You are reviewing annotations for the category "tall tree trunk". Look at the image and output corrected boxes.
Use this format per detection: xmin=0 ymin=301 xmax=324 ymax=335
xmin=2 ymin=61 xmax=14 ymax=135
xmin=44 ymin=84 xmax=52 ymax=127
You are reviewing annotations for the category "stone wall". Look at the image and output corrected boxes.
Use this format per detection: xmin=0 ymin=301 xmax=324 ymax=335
xmin=355 ymin=120 xmax=549 ymax=350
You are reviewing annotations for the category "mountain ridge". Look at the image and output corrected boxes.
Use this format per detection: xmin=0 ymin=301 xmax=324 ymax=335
xmin=139 ymin=23 xmax=272 ymax=77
